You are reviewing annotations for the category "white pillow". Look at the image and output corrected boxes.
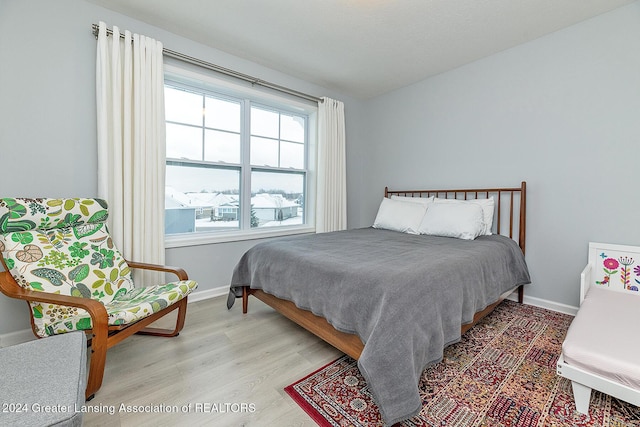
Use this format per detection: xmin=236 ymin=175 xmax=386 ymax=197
xmin=390 ymin=195 xmax=434 ymax=209
xmin=434 ymin=197 xmax=494 ymax=235
xmin=372 ymin=198 xmax=427 ymax=234
xmin=418 ymin=202 xmax=484 ymax=240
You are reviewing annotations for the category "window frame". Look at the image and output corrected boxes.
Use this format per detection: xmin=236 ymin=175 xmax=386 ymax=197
xmin=164 ymin=64 xmax=317 ymax=248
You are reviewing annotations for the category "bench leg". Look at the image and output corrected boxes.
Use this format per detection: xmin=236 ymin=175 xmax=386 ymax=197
xmin=571 ymin=381 xmax=592 ymax=414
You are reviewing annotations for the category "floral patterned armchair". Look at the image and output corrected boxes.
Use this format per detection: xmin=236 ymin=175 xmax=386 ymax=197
xmin=0 ymin=198 xmax=198 ymax=399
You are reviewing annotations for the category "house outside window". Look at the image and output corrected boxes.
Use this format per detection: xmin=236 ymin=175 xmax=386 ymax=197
xmin=163 ymin=67 xmax=316 ymax=246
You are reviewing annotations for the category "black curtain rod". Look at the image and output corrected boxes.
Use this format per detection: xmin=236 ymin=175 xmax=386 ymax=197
xmin=92 ymin=23 xmax=322 ymax=104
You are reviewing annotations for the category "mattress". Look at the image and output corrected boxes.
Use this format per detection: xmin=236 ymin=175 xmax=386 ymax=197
xmin=562 ymin=286 xmax=640 ymax=390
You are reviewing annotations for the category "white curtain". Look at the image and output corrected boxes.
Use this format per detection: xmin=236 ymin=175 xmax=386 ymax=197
xmin=316 ymin=97 xmax=347 ymax=233
xmin=96 ymin=21 xmax=166 ymax=286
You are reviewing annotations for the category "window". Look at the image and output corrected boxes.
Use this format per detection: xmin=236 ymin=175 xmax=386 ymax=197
xmin=164 ymin=70 xmax=315 ymax=243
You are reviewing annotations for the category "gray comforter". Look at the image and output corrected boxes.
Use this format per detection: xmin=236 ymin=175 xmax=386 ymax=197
xmin=228 ymin=228 xmax=530 ymax=424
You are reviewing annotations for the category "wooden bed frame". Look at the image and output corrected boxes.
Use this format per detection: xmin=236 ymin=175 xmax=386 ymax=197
xmin=241 ymin=181 xmax=527 ymax=360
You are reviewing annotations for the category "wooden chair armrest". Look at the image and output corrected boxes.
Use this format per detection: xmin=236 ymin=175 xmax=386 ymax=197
xmin=125 ymin=260 xmax=189 ymax=281
xmin=0 ymin=271 xmax=108 ymax=330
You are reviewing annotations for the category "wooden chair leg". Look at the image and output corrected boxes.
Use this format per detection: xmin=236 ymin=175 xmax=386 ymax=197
xmin=137 ymin=298 xmax=188 ymax=337
xmin=85 ymin=325 xmax=108 ymax=400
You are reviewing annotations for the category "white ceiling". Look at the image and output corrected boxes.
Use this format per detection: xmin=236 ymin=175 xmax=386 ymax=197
xmin=86 ymin=0 xmax=635 ymax=99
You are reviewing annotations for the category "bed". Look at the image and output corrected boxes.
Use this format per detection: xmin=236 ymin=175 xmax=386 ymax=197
xmin=227 ymin=182 xmax=530 ymax=424
xmin=557 ymin=242 xmax=640 ymax=414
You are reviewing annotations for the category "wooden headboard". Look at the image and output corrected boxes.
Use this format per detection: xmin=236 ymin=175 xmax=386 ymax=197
xmin=384 ymin=181 xmax=527 ymax=254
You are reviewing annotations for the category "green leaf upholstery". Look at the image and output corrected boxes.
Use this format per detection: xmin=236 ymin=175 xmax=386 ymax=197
xmin=0 ymin=198 xmax=197 ymax=337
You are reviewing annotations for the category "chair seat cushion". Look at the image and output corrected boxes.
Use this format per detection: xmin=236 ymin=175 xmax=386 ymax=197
xmin=0 ymin=218 xmax=136 ymax=336
xmin=1 ymin=197 xmax=199 ymax=337
xmin=44 ymin=280 xmax=198 ymax=335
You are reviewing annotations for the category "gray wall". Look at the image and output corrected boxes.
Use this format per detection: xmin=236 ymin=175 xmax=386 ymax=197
xmin=357 ymin=2 xmax=640 ymax=308
xmin=0 ymin=0 xmax=364 ymax=336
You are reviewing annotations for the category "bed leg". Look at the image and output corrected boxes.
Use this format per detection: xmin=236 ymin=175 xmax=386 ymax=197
xmin=242 ymin=286 xmax=249 ymax=314
xmin=571 ymin=381 xmax=592 ymax=414
xmin=518 ymin=285 xmax=524 ymax=304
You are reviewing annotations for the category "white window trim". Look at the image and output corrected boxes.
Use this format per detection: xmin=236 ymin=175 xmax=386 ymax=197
xmin=163 ymin=63 xmax=318 ymax=248
xmin=165 ymin=225 xmax=316 ymax=248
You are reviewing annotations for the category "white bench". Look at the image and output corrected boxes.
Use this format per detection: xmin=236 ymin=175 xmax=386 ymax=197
xmin=557 ymin=242 xmax=640 ymax=414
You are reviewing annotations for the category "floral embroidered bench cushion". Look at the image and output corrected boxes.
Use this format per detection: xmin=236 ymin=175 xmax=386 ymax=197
xmin=0 ymin=198 xmax=197 ymax=337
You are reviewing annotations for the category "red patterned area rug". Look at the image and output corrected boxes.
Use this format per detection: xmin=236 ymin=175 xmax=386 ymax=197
xmin=285 ymin=300 xmax=640 ymax=427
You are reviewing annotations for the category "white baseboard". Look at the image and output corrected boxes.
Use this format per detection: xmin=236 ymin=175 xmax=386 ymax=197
xmin=187 ymin=286 xmax=230 ymax=303
xmin=1 ymin=288 xmax=575 ymax=348
xmin=507 ymin=291 xmax=578 ymax=316
xmin=0 ymin=328 xmax=36 ymax=348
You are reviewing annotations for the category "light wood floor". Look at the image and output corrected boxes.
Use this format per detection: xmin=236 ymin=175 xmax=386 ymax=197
xmin=83 ymin=295 xmax=342 ymax=426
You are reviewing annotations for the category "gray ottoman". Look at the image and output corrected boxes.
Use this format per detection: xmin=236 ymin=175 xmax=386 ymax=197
xmin=0 ymin=332 xmax=87 ymax=427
